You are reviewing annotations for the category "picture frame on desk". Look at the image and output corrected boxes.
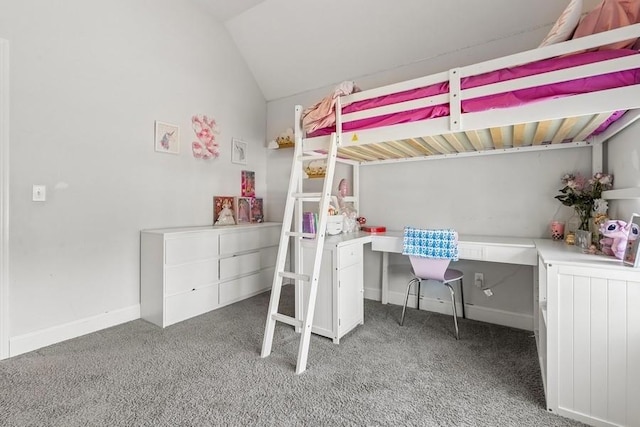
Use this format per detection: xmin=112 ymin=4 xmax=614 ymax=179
xmin=623 ymin=212 xmax=640 ymax=267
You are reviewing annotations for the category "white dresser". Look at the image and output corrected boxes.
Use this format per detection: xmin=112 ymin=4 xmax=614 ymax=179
xmin=141 ymin=223 xmax=280 ymax=328
xmin=299 ymin=232 xmax=369 ymax=343
xmin=535 ymin=240 xmax=640 ymax=427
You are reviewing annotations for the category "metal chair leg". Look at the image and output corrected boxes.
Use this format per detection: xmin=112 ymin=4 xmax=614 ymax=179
xmin=444 ymin=283 xmax=460 ymax=340
xmin=400 ymin=278 xmax=419 ymax=326
xmin=458 ymin=277 xmax=465 ymax=319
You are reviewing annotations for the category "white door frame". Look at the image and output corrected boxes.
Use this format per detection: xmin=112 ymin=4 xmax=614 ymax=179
xmin=0 ymin=39 xmax=9 ymax=359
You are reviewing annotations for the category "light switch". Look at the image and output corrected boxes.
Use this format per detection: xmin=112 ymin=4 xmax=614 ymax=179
xmin=32 ymin=185 xmax=46 ymax=202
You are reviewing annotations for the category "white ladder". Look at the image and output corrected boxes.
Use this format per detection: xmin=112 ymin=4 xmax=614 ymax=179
xmin=261 ymin=108 xmax=340 ymax=374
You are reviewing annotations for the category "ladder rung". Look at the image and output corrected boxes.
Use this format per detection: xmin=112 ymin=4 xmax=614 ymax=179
xmin=286 ymin=231 xmax=317 ymax=239
xmin=279 ymin=271 xmax=310 ymax=282
xmin=272 ymin=313 xmax=303 ymax=328
xmin=292 ymin=192 xmax=322 ymax=201
xmin=299 ymin=153 xmax=328 ymax=161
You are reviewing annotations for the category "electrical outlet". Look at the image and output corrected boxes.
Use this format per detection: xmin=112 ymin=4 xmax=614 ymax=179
xmin=474 ymin=272 xmax=484 ymax=288
xmin=484 ymin=289 xmax=493 ymax=297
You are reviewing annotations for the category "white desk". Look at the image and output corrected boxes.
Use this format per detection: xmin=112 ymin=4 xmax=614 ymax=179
xmin=368 ymin=231 xmax=537 ymax=304
xmin=300 ymin=231 xmax=638 ymax=426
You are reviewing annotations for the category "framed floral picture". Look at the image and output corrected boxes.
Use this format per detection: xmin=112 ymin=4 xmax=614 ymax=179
xmin=235 ymin=197 xmax=252 ymax=224
xmin=154 ymin=121 xmax=180 ymax=154
xmin=241 ymin=170 xmax=255 ymax=197
xmin=251 ymin=197 xmax=264 ymax=223
xmin=213 ymin=196 xmax=236 ymax=226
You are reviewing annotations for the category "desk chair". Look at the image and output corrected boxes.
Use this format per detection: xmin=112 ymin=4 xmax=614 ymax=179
xmin=400 ymin=227 xmax=464 ymax=339
xmin=400 ymin=257 xmax=464 ymax=339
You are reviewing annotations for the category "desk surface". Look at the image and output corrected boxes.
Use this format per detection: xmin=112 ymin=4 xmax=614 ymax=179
xmin=371 ymin=231 xmax=535 ymax=248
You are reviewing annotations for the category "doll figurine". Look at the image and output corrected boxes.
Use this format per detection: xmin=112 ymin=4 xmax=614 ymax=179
xmin=215 ymin=200 xmax=236 ymax=226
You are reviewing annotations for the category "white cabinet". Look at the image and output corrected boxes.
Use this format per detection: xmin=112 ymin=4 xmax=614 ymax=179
xmin=536 ymin=240 xmax=640 ymax=427
xmin=141 ymin=223 xmax=280 ymax=328
xmin=300 ymin=234 xmax=367 ymax=343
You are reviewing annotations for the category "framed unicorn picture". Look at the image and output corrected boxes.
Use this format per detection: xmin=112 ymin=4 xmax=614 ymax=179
xmin=154 ymin=121 xmax=180 ymax=154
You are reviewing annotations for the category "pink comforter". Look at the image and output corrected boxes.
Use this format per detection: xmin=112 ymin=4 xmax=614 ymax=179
xmin=307 ymin=49 xmax=640 ymax=137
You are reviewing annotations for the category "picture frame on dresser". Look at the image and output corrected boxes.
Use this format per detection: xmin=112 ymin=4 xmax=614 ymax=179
xmin=235 ymin=196 xmax=252 ymax=224
xmin=623 ymin=212 xmax=640 ymax=267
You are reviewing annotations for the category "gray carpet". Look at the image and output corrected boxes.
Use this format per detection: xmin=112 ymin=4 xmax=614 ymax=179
xmin=0 ymin=285 xmax=583 ymax=427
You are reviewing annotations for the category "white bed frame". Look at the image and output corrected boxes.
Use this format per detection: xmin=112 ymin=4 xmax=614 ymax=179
xmin=299 ymin=23 xmax=640 ymax=179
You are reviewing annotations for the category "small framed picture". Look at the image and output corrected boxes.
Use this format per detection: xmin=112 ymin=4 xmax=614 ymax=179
xmin=231 ymin=138 xmax=247 ymax=164
xmin=251 ymin=197 xmax=264 ymax=223
xmin=235 ymin=197 xmax=252 ymax=224
xmin=623 ymin=213 xmax=640 ymax=267
xmin=154 ymin=121 xmax=180 ymax=154
xmin=241 ymin=170 xmax=255 ymax=197
xmin=213 ymin=196 xmax=236 ymax=226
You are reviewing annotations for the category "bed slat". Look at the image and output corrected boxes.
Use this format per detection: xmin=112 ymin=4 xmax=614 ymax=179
xmin=533 ymin=120 xmax=552 ymax=145
xmin=419 ymin=136 xmax=453 ymax=154
xmin=552 ymin=117 xmax=579 ymax=144
xmin=442 ymin=133 xmax=467 ymax=153
xmin=573 ymin=112 xmax=612 ymax=141
xmin=490 ymin=127 xmax=503 ymax=149
xmin=513 ymin=124 xmax=525 ymax=147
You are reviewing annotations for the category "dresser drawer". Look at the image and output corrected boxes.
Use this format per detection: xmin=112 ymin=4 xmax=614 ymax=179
xmin=260 ymin=226 xmax=280 ymax=248
xmin=219 ymin=229 xmax=261 ymax=255
xmin=219 ymin=272 xmax=262 ymax=305
xmin=165 ymin=259 xmax=218 ymax=296
xmin=164 ymin=284 xmax=218 ymax=326
xmin=338 ymin=244 xmax=363 ymax=269
xmin=260 ymin=246 xmax=278 ymax=269
xmin=165 ymin=234 xmax=218 ymax=265
xmin=219 ymin=251 xmax=261 ymax=280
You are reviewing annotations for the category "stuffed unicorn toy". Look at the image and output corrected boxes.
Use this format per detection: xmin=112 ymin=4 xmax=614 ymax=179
xmin=600 ymin=219 xmax=640 ymax=259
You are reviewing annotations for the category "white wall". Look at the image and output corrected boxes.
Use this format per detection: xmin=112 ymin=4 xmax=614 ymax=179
xmin=605 ymin=121 xmax=640 ymax=219
xmin=265 ymin=26 xmax=596 ymax=329
xmin=0 ymin=0 xmax=266 ymax=352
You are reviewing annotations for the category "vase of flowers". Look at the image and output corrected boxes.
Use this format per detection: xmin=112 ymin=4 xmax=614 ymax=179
xmin=555 ymin=172 xmax=613 ymax=248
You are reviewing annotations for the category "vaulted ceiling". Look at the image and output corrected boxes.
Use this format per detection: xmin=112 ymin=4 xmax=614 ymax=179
xmin=192 ymin=0 xmax=599 ymax=101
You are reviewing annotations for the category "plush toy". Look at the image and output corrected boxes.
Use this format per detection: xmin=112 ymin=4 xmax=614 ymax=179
xmin=599 ymin=219 xmax=640 ymax=259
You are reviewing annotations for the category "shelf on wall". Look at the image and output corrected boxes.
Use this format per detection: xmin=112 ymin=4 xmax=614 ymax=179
xmin=602 ymin=187 xmax=640 ymax=200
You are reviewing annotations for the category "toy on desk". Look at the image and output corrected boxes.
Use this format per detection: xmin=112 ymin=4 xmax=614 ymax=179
xmin=336 ymin=179 xmax=358 ymax=233
xmin=599 ymin=219 xmax=640 ymax=259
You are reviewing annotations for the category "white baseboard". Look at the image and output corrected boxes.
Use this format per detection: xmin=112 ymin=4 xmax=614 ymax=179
xmin=465 ymin=304 xmax=533 ymax=331
xmin=365 ymin=287 xmax=532 ymax=331
xmin=9 ymin=304 xmax=140 ymax=357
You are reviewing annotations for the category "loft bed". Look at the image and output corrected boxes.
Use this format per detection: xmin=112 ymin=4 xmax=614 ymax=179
xmin=295 ymin=24 xmax=640 ymax=177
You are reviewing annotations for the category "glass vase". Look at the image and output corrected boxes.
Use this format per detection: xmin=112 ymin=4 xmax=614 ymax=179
xmin=575 ymin=229 xmax=592 ymax=251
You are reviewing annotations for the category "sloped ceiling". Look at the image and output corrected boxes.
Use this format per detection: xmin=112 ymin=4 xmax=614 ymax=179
xmin=193 ymin=0 xmax=599 ymax=101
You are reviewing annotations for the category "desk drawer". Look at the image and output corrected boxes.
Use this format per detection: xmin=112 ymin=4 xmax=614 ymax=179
xmin=165 ymin=284 xmax=218 ymax=326
xmin=219 ymin=251 xmax=261 ymax=280
xmin=165 ymin=259 xmax=219 ymax=296
xmin=485 ymin=246 xmax=537 ymax=266
xmin=166 ymin=234 xmax=218 ymax=265
xmin=338 ymin=244 xmax=363 ymax=269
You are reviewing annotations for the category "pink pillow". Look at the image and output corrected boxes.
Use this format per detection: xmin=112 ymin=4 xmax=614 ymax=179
xmin=572 ymin=0 xmax=640 ymax=50
xmin=539 ymin=0 xmax=584 ymax=47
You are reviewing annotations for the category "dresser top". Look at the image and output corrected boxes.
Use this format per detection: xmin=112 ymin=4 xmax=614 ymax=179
xmin=141 ymin=222 xmax=281 ymax=235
